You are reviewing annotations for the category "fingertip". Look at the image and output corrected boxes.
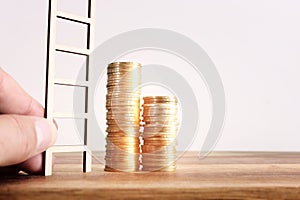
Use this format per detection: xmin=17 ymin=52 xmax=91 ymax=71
xmin=35 ymin=119 xmax=58 ymax=153
xmin=17 ymin=154 xmax=43 ymax=175
xmin=18 ymin=154 xmax=56 ymax=175
xmin=0 ymin=116 xmax=58 ymax=169
xmin=0 ymin=68 xmax=44 ymax=117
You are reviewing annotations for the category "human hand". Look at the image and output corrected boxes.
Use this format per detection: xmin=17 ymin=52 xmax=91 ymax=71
xmin=0 ymin=68 xmax=57 ymax=174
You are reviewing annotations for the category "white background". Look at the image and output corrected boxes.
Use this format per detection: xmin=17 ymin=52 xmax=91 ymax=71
xmin=0 ymin=0 xmax=299 ymax=151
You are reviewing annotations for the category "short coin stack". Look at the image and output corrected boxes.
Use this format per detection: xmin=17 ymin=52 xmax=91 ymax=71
xmin=141 ymin=96 xmax=178 ymax=172
xmin=105 ymin=62 xmax=141 ymax=172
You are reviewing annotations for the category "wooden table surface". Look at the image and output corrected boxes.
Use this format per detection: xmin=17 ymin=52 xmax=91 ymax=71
xmin=1 ymin=151 xmax=300 ymax=199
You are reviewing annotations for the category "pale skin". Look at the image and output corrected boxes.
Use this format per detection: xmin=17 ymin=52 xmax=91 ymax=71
xmin=0 ymin=68 xmax=58 ymax=174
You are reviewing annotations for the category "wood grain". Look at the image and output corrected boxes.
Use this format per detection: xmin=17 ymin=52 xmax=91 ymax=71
xmin=1 ymin=152 xmax=300 ymax=199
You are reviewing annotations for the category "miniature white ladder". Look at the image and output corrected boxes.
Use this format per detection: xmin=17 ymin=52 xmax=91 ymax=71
xmin=43 ymin=0 xmax=96 ymax=176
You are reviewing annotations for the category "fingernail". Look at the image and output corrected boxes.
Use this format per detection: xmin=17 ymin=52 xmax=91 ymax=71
xmin=35 ymin=119 xmax=58 ymax=152
xmin=52 ymin=119 xmax=58 ymax=130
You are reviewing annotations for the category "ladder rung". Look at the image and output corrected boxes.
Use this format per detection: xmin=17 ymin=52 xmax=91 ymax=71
xmin=48 ymin=145 xmax=88 ymax=153
xmin=54 ymin=79 xmax=89 ymax=87
xmin=56 ymin=45 xmax=90 ymax=56
xmin=57 ymin=11 xmax=91 ymax=24
xmin=53 ymin=112 xmax=88 ymax=119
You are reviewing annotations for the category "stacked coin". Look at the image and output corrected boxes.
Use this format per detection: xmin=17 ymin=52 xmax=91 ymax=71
xmin=141 ymin=96 xmax=178 ymax=172
xmin=105 ymin=62 xmax=141 ymax=172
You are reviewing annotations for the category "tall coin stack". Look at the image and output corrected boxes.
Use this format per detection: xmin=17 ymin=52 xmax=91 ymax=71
xmin=141 ymin=96 xmax=178 ymax=172
xmin=105 ymin=62 xmax=141 ymax=172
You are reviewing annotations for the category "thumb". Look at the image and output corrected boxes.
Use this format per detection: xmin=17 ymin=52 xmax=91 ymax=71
xmin=0 ymin=115 xmax=57 ymax=166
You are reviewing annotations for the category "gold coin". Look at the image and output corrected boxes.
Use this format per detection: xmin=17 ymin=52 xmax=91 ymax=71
xmin=108 ymin=61 xmax=141 ymax=67
xmin=106 ymin=66 xmax=180 ymax=172
xmin=143 ymin=96 xmax=177 ymax=101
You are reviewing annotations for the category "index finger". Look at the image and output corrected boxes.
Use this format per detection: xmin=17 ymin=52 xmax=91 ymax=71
xmin=0 ymin=67 xmax=44 ymax=117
